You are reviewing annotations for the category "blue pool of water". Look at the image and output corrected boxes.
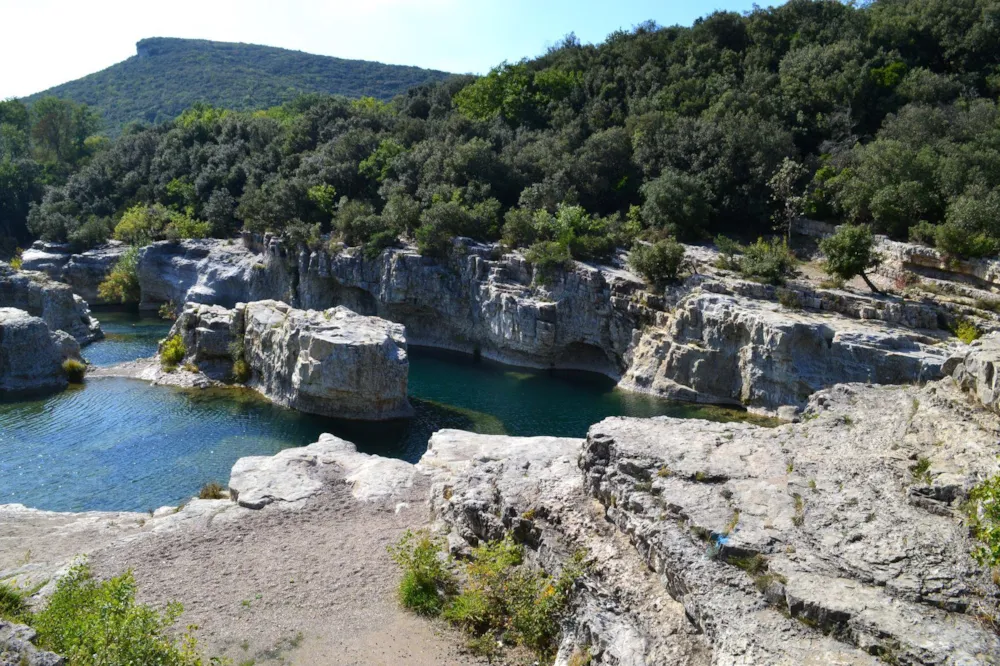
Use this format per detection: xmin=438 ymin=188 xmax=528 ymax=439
xmin=0 ymin=311 xmax=765 ymax=512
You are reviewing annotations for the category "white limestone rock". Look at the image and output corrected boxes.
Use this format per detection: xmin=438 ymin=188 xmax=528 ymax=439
xmin=0 ymin=308 xmax=81 ymax=394
xmin=0 ymin=263 xmax=102 ymax=344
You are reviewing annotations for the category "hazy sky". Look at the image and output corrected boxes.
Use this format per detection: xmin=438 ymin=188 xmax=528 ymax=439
xmin=0 ymin=0 xmax=775 ymax=100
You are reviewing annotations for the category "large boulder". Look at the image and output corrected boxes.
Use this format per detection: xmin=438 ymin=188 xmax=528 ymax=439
xmin=0 ymin=262 xmax=102 ymax=345
xmin=20 ymin=241 xmax=126 ymax=305
xmin=165 ymin=300 xmax=412 ymax=420
xmin=0 ymin=308 xmax=81 ymax=394
xmin=620 ymin=292 xmax=952 ymax=410
xmin=0 ymin=621 xmax=64 ymax=666
xmin=242 ymin=300 xmax=411 ymax=420
xmin=943 ymin=332 xmax=1000 ymax=413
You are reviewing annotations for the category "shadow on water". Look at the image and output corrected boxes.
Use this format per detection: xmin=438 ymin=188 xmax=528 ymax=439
xmin=0 ymin=315 xmax=775 ymax=513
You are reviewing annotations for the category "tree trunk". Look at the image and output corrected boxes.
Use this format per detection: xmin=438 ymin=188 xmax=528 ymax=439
xmin=860 ymin=270 xmax=881 ymax=294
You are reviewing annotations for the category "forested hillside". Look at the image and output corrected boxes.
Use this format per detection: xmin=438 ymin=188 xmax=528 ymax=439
xmin=26 ymin=38 xmax=452 ymax=133
xmin=8 ymin=0 xmax=1000 ymax=265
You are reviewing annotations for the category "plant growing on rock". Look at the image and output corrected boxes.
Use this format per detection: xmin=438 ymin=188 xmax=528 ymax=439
xmin=8 ymin=247 xmax=23 ymax=271
xmin=951 ymin=318 xmax=982 ymax=345
xmin=525 ymin=240 xmax=572 ymax=285
xmin=966 ymin=475 xmax=1000 ymax=569
xmin=62 ymin=358 xmax=87 ymax=383
xmin=30 ymin=562 xmax=212 ymax=666
xmin=388 ymin=529 xmax=454 ymax=616
xmin=819 ymin=224 xmax=883 ymax=293
xmin=160 ymin=335 xmax=187 ymax=370
xmin=628 ymin=238 xmax=686 ymax=287
xmin=199 ymin=482 xmax=226 ymax=500
xmin=229 ymin=339 xmax=251 ymax=383
xmin=739 ymin=237 xmax=796 ymax=285
xmin=0 ymin=582 xmax=28 ymax=621
xmin=159 ymin=301 xmax=178 ymax=320
xmin=98 ymin=246 xmax=141 ymax=304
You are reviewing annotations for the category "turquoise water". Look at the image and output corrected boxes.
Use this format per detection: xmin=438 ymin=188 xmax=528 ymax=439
xmin=0 ymin=311 xmax=765 ymax=513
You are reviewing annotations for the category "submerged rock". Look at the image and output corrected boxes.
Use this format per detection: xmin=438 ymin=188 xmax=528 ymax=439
xmin=165 ymin=300 xmax=412 ymax=420
xmin=0 ymin=262 xmax=102 ymax=345
xmin=20 ymin=241 xmax=126 ymax=305
xmin=0 ymin=308 xmax=81 ymax=394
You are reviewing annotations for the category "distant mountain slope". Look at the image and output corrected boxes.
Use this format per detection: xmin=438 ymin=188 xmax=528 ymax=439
xmin=25 ymin=37 xmax=451 ymax=134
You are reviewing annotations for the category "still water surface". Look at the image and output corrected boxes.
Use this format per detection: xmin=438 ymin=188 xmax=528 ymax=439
xmin=0 ymin=311 xmax=763 ymax=512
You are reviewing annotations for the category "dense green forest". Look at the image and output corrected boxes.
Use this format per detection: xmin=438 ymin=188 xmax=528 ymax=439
xmin=26 ymin=38 xmax=451 ymax=134
xmin=6 ymin=0 xmax=1000 ymax=264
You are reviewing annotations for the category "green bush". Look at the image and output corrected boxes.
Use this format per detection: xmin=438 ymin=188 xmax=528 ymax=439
xmin=362 ymin=229 xmax=399 ymax=260
xmin=97 ymin=247 xmax=141 ymax=304
xmin=229 ymin=340 xmax=250 ymax=384
xmin=525 ymin=240 xmax=572 ymax=284
xmin=952 ymin=318 xmax=982 ymax=345
xmin=934 ymin=221 xmax=999 ymax=260
xmin=0 ymin=583 xmax=28 ymax=621
xmin=63 ymin=358 xmax=87 ymax=383
xmin=160 ymin=335 xmax=187 ymax=370
xmin=966 ymin=475 xmax=1000 ymax=568
xmin=908 ymin=220 xmax=937 ymax=247
xmin=714 ymin=234 xmax=742 ymax=270
xmin=445 ymin=535 xmax=582 ymax=661
xmin=739 ymin=237 xmax=796 ymax=285
xmin=387 ymin=530 xmax=454 ymax=616
xmin=198 ymin=482 xmax=225 ymax=500
xmin=31 ymin=562 xmax=209 ymax=666
xmin=628 ymin=239 xmax=686 ymax=287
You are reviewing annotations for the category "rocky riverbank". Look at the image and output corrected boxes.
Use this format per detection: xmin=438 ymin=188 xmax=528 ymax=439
xmin=0 ymin=262 xmax=102 ymax=345
xmin=0 ymin=308 xmax=83 ymax=394
xmin=4 ymin=369 xmax=1000 ymax=664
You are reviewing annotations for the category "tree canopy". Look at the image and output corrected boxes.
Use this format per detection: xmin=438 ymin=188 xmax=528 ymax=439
xmin=8 ymin=0 xmax=1000 ymax=264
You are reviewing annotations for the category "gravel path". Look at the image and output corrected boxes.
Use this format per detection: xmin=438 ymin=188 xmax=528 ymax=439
xmin=69 ymin=476 xmax=487 ymax=666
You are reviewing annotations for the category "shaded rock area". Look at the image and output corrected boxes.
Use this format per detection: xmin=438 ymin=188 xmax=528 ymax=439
xmin=621 ymin=291 xmax=953 ymax=409
xmin=0 ymin=621 xmax=64 ymax=666
xmin=162 ymin=299 xmax=412 ymax=420
xmin=0 ymin=308 xmax=82 ymax=394
xmin=0 ymin=263 xmax=101 ymax=345
xmin=20 ymin=241 xmax=126 ymax=305
xmin=945 ymin=332 xmax=1000 ymax=415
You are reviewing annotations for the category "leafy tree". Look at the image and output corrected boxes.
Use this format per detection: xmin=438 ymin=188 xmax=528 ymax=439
xmin=629 ymin=239 xmax=687 ymax=287
xmin=819 ymin=224 xmax=883 ymax=293
xmin=769 ymin=158 xmax=808 ymax=243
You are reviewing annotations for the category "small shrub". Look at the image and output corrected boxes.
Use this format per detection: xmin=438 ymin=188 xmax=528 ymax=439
xmin=362 ymin=229 xmax=399 ymax=260
xmin=199 ymin=482 xmax=226 ymax=500
xmin=908 ymin=220 xmax=937 ymax=247
xmin=628 ymin=238 xmax=686 ymax=287
xmin=0 ymin=583 xmax=28 ymax=621
xmin=525 ymin=240 xmax=572 ymax=284
xmin=160 ymin=335 xmax=186 ymax=370
xmin=776 ymin=287 xmax=803 ymax=310
xmin=952 ymin=318 xmax=982 ymax=344
xmin=714 ymin=234 xmax=742 ymax=270
xmin=98 ymin=246 xmax=141 ymax=304
xmin=31 ymin=562 xmax=209 ymax=665
xmin=229 ymin=340 xmax=251 ymax=383
xmin=158 ymin=301 xmax=178 ymax=320
xmin=388 ymin=530 xmax=453 ymax=616
xmin=62 ymin=358 xmax=87 ymax=383
xmin=9 ymin=247 xmax=23 ymax=271
xmin=911 ymin=457 xmax=932 ymax=484
xmin=966 ymin=475 xmax=1000 ymax=568
xmin=739 ymin=237 xmax=795 ymax=285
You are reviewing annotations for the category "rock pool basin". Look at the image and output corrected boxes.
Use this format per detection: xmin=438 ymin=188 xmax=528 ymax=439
xmin=0 ymin=311 xmax=770 ymax=512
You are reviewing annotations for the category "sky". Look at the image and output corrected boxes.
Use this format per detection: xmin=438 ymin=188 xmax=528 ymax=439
xmin=0 ymin=0 xmax=776 ymax=100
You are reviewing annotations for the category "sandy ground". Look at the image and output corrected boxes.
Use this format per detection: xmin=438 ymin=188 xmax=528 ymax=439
xmin=3 ymin=475 xmax=487 ymax=666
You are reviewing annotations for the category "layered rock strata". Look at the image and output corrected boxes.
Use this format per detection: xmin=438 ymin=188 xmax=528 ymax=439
xmin=621 ymin=291 xmax=953 ymax=409
xmin=0 ymin=308 xmax=82 ymax=394
xmin=20 ymin=241 xmax=126 ymax=305
xmin=0 ymin=263 xmax=101 ymax=344
xmin=165 ymin=300 xmax=412 ymax=420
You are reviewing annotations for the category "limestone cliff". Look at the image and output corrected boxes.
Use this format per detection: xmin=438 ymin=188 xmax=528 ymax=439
xmin=166 ymin=300 xmax=412 ymax=420
xmin=0 ymin=262 xmax=102 ymax=345
xmin=0 ymin=308 xmax=82 ymax=394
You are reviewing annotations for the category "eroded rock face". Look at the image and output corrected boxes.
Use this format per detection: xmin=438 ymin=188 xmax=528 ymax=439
xmin=165 ymin=300 xmax=411 ymax=420
xmin=0 ymin=621 xmax=65 ymax=666
xmin=20 ymin=241 xmax=126 ymax=305
xmin=580 ymin=382 xmax=1000 ymax=665
xmin=243 ymin=301 xmax=411 ymax=420
xmin=944 ymin=333 xmax=1000 ymax=414
xmin=620 ymin=292 xmax=952 ymax=409
xmin=0 ymin=308 xmax=81 ymax=394
xmin=0 ymin=263 xmax=102 ymax=345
